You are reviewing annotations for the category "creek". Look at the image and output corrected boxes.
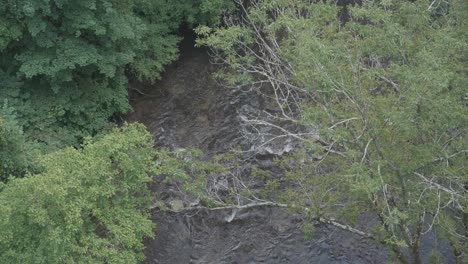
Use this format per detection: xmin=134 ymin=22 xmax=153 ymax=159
xmin=126 ymin=32 xmax=454 ymax=264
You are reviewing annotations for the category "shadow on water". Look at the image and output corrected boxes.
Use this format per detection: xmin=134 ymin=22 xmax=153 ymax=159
xmin=126 ymin=26 xmax=243 ymax=153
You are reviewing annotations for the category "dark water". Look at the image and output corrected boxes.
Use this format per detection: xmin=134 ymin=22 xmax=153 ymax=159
xmin=126 ymin=33 xmax=455 ymax=264
xmin=126 ymin=32 xmax=243 ymax=153
xmin=145 ymin=206 xmax=386 ymax=264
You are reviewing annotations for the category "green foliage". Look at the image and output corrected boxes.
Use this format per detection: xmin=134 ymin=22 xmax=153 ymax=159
xmin=124 ymin=0 xmax=233 ymax=80
xmin=186 ymin=0 xmax=235 ymax=26
xmin=1 ymin=0 xmax=133 ymax=146
xmin=198 ymin=0 xmax=467 ymax=262
xmin=0 ymin=124 xmax=156 ymax=263
xmin=0 ymin=103 xmax=37 ymax=181
xmin=156 ymin=148 xmax=227 ymax=207
xmin=0 ymin=0 xmax=231 ymax=148
xmin=155 ymin=148 xmax=271 ymax=208
xmin=280 ymin=3 xmax=468 ymax=257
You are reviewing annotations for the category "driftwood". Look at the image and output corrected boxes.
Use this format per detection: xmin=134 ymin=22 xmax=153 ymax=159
xmin=160 ymin=201 xmax=374 ymax=239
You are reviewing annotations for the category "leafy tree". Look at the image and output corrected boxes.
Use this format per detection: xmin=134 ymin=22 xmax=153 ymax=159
xmin=184 ymin=0 xmax=235 ymax=26
xmin=197 ymin=0 xmax=467 ymax=263
xmin=0 ymin=124 xmax=156 ymax=263
xmin=0 ymin=0 xmax=231 ymax=148
xmin=130 ymin=0 xmax=231 ymax=80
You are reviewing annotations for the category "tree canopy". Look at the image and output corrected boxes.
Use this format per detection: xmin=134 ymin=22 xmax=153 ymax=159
xmin=0 ymin=124 xmax=156 ymax=263
xmin=0 ymin=0 xmax=466 ymax=263
xmin=0 ymin=1 xmax=233 ymax=262
xmin=0 ymin=0 xmax=231 ymax=148
xmin=197 ymin=0 xmax=467 ymax=262
xmin=0 ymin=110 xmax=33 ymax=181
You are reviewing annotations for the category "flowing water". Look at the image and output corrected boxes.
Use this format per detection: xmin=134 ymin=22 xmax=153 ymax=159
xmin=126 ymin=33 xmax=454 ymax=264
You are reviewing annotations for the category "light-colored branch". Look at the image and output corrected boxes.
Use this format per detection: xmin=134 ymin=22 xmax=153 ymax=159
xmin=159 ymin=201 xmax=375 ymax=239
xmin=317 ymin=217 xmax=374 ymax=239
xmin=161 ymin=201 xmax=287 ymax=212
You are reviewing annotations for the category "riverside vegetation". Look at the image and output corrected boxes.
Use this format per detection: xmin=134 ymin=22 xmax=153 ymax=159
xmin=0 ymin=0 xmax=466 ymax=263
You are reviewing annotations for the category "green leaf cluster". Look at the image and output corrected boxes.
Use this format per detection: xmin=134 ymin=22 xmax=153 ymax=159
xmin=0 ymin=123 xmax=156 ymax=263
xmin=0 ymin=102 xmax=38 ymax=181
xmin=198 ymin=0 xmax=467 ymax=262
xmin=0 ymin=0 xmax=231 ymax=148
